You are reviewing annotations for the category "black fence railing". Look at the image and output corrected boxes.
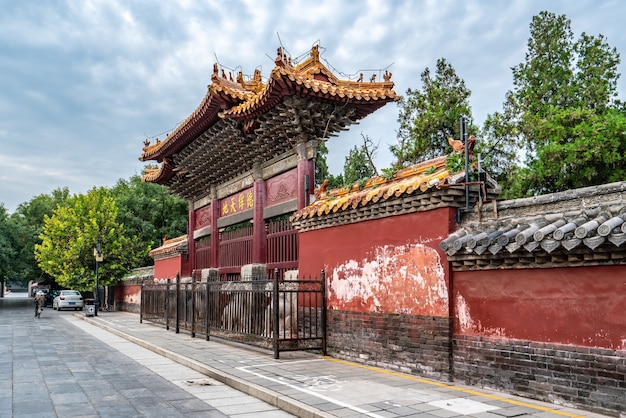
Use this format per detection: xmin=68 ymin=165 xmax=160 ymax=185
xmin=140 ymin=270 xmax=326 ymax=359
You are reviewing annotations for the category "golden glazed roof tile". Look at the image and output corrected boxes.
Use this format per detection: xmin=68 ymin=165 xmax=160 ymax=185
xmin=291 ymin=155 xmax=455 ymax=222
xmin=195 ymin=45 xmax=396 ymax=120
xmin=149 ymin=234 xmax=188 ymax=258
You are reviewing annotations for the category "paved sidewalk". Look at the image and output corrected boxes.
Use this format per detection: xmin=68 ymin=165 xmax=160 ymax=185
xmin=77 ymin=311 xmax=612 ymax=418
xmin=1 ymin=295 xmax=293 ymax=418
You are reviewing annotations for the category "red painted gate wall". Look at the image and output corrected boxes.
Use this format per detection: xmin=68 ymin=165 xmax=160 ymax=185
xmin=298 ymin=207 xmax=457 ymax=378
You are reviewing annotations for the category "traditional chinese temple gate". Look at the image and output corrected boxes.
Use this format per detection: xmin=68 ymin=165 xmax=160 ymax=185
xmin=194 ymin=218 xmax=297 ymax=280
xmin=140 ymin=44 xmax=396 ymax=279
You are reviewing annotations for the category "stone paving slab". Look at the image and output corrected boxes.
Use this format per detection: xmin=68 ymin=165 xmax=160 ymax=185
xmin=77 ymin=311 xmax=615 ymax=418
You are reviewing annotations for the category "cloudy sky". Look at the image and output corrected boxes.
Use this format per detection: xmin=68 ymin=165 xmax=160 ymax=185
xmin=1 ymin=0 xmax=625 ymax=212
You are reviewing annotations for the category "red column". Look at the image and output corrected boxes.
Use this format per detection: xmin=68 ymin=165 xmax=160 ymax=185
xmin=187 ymin=204 xmax=195 ymax=278
xmin=296 ymin=141 xmax=316 ymax=210
xmin=297 ymin=158 xmax=314 ymax=209
xmin=252 ymin=178 xmax=267 ymax=264
xmin=210 ymin=199 xmax=220 ymax=268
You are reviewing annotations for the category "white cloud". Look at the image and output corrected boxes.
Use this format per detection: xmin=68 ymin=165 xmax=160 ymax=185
xmin=1 ymin=0 xmax=626 ymax=212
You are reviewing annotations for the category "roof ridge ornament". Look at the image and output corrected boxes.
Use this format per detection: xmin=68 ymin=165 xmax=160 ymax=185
xmin=310 ymin=44 xmax=320 ymax=62
xmin=275 ymin=47 xmax=293 ymax=67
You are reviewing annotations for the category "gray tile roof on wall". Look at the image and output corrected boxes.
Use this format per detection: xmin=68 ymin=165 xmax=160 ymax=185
xmin=441 ymin=182 xmax=626 ymax=270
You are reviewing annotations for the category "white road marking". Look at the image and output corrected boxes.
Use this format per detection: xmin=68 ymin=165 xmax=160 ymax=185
xmin=237 ymin=364 xmax=387 ymax=418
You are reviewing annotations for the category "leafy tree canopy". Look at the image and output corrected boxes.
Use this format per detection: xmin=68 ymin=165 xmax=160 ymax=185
xmin=343 ymin=134 xmax=378 ymax=185
xmin=7 ymin=188 xmax=72 ymax=286
xmin=391 ymin=58 xmax=473 ymax=166
xmin=513 ymin=107 xmax=626 ymax=195
xmin=483 ymin=11 xmax=622 ymax=197
xmin=0 ymin=205 xmax=20 ymax=284
xmin=35 ymin=187 xmax=146 ymax=291
xmin=110 ymin=175 xmax=188 ymax=265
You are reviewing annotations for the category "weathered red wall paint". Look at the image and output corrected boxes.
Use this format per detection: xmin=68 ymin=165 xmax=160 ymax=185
xmin=115 ymin=283 xmax=141 ymax=305
xmin=454 ymin=266 xmax=626 ymax=350
xmin=154 ymin=255 xmax=187 ymax=280
xmin=299 ymin=208 xmax=456 ymax=316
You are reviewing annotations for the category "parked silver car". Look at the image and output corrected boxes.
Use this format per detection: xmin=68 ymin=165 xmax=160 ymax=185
xmin=53 ymin=290 xmax=84 ymax=311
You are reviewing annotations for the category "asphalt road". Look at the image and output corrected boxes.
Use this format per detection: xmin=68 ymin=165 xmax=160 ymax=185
xmin=0 ymin=293 xmax=293 ymax=418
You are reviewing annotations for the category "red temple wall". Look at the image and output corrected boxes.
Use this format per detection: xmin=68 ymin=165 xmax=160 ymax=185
xmin=298 ymin=208 xmax=455 ymax=316
xmin=113 ymin=283 xmax=141 ymax=313
xmin=297 ymin=208 xmax=456 ymax=378
xmin=454 ymin=266 xmax=626 ymax=350
xmin=153 ymin=255 xmax=187 ymax=280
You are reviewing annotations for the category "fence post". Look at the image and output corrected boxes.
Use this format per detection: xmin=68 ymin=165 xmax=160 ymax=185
xmin=165 ymin=278 xmax=170 ymax=331
xmin=321 ymin=269 xmax=327 ymax=356
xmin=205 ymin=279 xmax=210 ymax=341
xmin=273 ymin=268 xmax=280 ymax=359
xmin=191 ymin=276 xmax=196 ymax=338
xmin=175 ymin=273 xmax=180 ymax=334
xmin=139 ymin=279 xmax=144 ymax=323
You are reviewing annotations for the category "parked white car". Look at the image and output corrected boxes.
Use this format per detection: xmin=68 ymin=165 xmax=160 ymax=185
xmin=53 ymin=290 xmax=84 ymax=311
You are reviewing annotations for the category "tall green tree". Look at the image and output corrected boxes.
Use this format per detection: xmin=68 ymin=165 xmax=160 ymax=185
xmin=35 ymin=187 xmax=145 ymax=291
xmin=0 ymin=205 xmax=20 ymax=291
xmin=315 ymin=140 xmax=343 ymax=189
xmin=484 ymin=11 xmax=623 ymax=197
xmin=9 ymin=188 xmax=71 ymax=286
xmin=522 ymin=107 xmax=626 ymax=193
xmin=391 ymin=58 xmax=473 ymax=166
xmin=343 ymin=134 xmax=378 ymax=185
xmin=110 ymin=175 xmax=188 ymax=265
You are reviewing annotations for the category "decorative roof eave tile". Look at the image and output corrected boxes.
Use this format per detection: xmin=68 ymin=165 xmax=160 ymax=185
xmin=149 ymin=235 xmax=188 ymax=259
xmin=139 ymin=87 xmax=244 ymax=162
xmin=440 ymin=181 xmax=626 ymax=270
xmin=141 ymin=159 xmax=175 ymax=184
xmin=291 ymin=152 xmax=501 ymax=231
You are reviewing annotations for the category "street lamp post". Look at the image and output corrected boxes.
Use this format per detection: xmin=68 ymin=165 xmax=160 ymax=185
xmin=94 ymin=244 xmax=103 ymax=317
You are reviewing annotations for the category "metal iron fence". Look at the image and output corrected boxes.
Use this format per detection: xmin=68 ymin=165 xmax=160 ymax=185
xmin=140 ymin=270 xmax=326 ymax=358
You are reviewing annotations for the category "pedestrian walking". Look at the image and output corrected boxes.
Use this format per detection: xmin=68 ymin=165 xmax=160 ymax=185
xmin=34 ymin=291 xmax=45 ymax=318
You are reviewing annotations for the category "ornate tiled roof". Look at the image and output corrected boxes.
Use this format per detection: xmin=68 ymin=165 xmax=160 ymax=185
xmin=291 ymin=151 xmax=501 ymax=232
xmin=440 ymin=182 xmax=626 ymax=270
xmin=222 ymin=46 xmax=395 ymax=121
xmin=139 ymin=44 xmax=397 ymax=201
xmin=149 ymin=235 xmax=188 ymax=260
